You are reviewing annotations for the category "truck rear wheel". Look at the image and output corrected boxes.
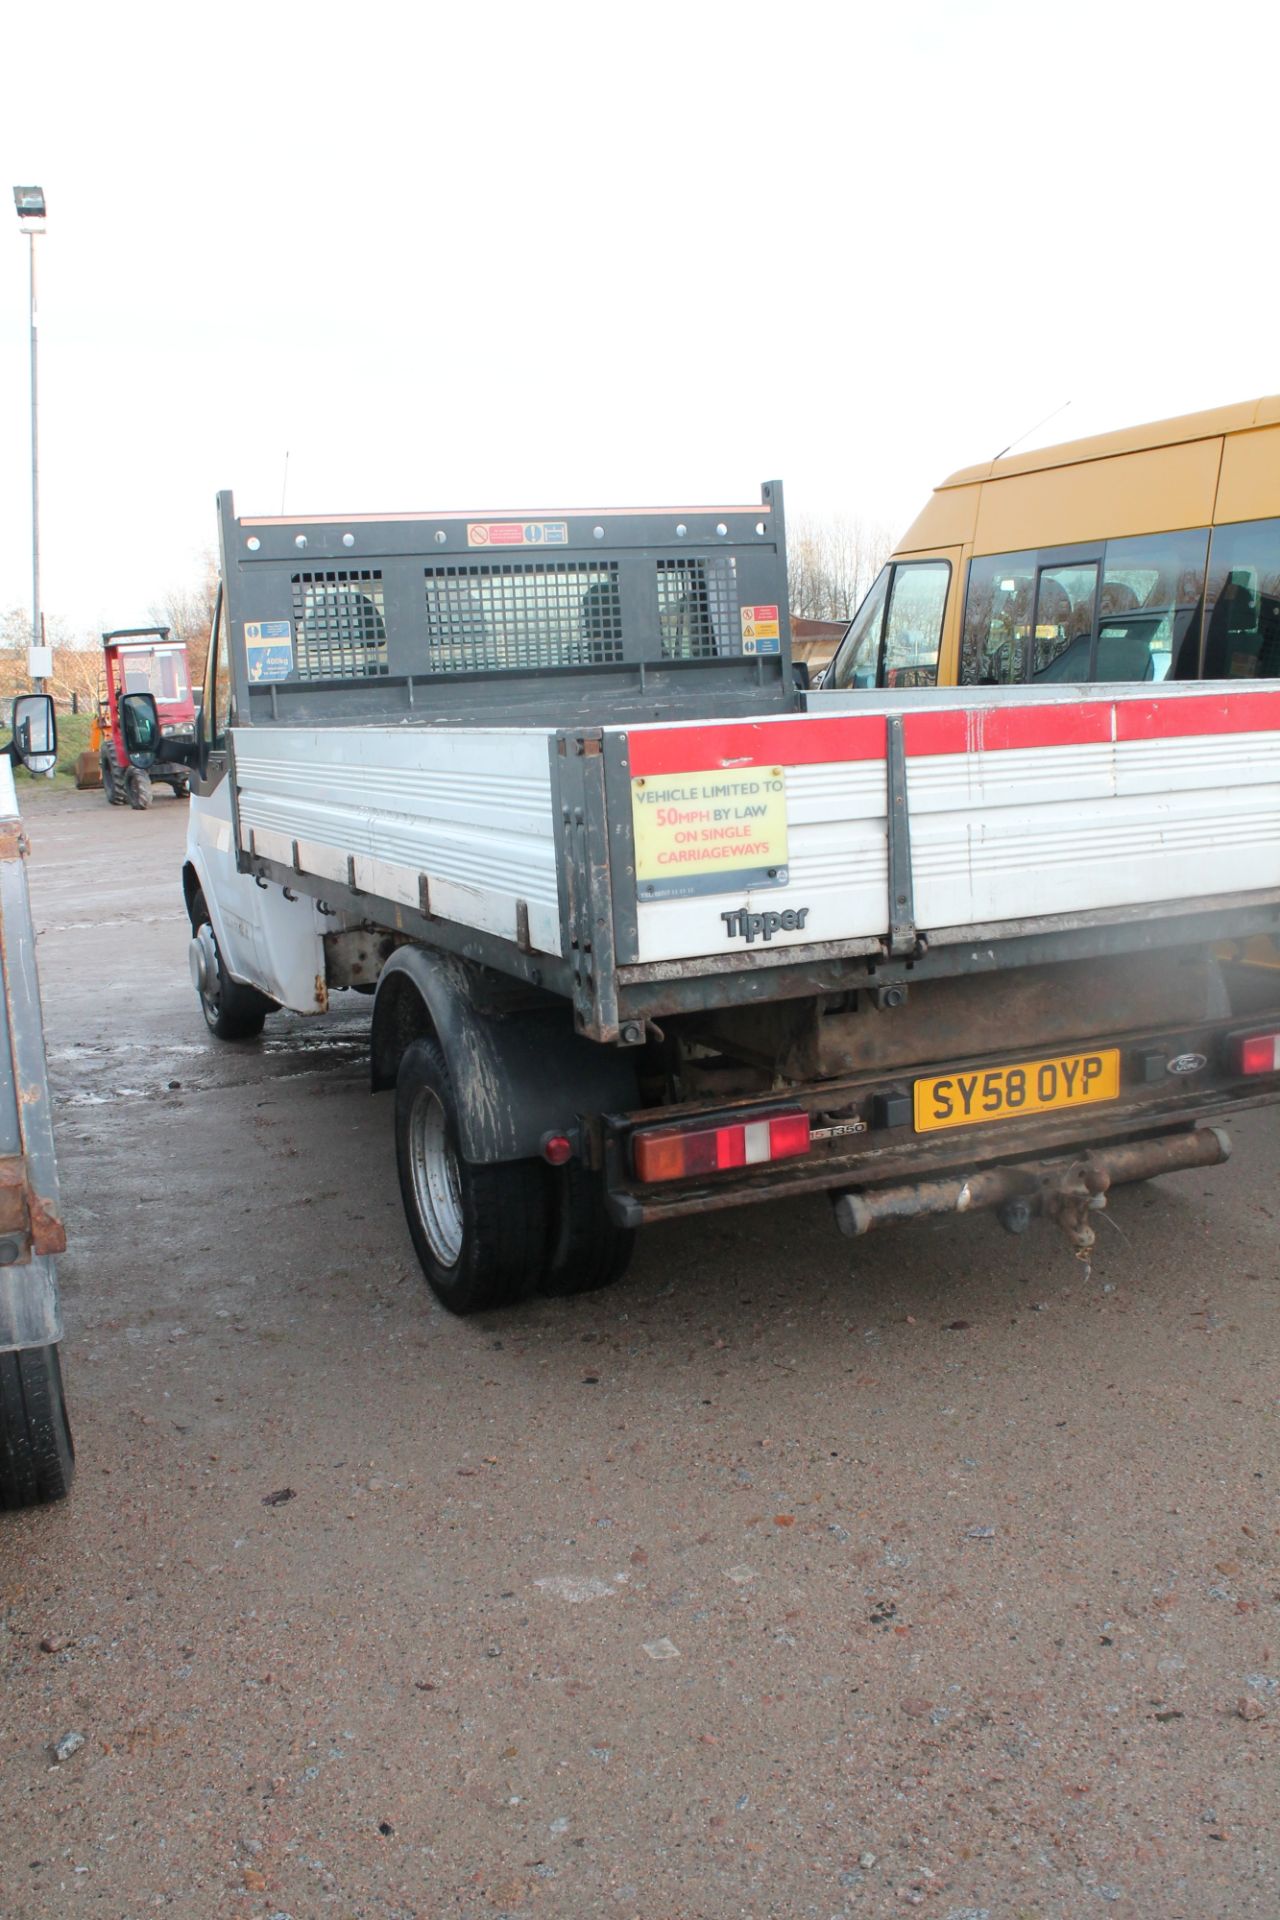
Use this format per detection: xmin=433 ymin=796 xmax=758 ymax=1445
xmin=0 ymin=1344 xmax=75 ymax=1510
xmin=541 ymin=1162 xmax=635 ymax=1297
xmin=395 ymin=1036 xmax=548 ymax=1315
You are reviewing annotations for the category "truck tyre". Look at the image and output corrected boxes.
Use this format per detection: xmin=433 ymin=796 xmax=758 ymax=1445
xmin=541 ymin=1162 xmax=635 ymax=1297
xmin=126 ymin=767 xmax=153 ymax=810
xmin=191 ymin=890 xmax=270 ymax=1040
xmin=395 ymin=1035 xmax=548 ymax=1315
xmin=101 ymin=744 xmax=125 ymax=805
xmin=0 ymin=1344 xmax=75 ymax=1510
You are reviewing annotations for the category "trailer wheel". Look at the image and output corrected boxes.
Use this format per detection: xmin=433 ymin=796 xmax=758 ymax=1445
xmin=101 ymin=744 xmax=125 ymax=805
xmin=126 ymin=767 xmax=153 ymax=810
xmin=190 ymin=891 xmax=270 ymax=1041
xmin=395 ymin=1035 xmax=547 ymax=1315
xmin=541 ymin=1162 xmax=635 ymax=1297
xmin=0 ymin=1344 xmax=75 ymax=1510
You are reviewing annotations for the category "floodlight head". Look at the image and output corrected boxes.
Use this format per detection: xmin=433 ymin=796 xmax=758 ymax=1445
xmin=13 ymin=185 xmax=46 ymax=221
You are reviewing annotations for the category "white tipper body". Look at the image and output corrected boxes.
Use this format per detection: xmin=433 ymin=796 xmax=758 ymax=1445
xmin=186 ymin=681 xmax=1280 ymax=1011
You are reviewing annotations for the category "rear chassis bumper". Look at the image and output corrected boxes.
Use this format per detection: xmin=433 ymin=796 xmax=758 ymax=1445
xmin=601 ymin=1012 xmax=1280 ymax=1229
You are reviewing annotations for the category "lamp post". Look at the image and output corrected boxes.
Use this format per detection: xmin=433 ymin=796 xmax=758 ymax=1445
xmin=13 ymin=185 xmax=47 ymax=693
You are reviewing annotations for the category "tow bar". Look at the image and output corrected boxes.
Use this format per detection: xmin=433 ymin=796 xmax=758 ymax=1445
xmin=833 ymin=1126 xmax=1232 ymax=1253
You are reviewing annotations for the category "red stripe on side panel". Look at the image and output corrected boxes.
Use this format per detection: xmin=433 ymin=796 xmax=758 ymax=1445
xmin=1115 ymin=688 xmax=1280 ymax=742
xmin=628 ymin=688 xmax=1280 ymax=779
xmin=625 ymin=715 xmax=887 ymax=777
xmin=903 ymin=702 xmax=1115 ymax=757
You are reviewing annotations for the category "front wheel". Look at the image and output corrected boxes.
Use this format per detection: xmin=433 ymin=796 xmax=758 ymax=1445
xmin=0 ymin=1344 xmax=75 ymax=1510
xmin=126 ymin=767 xmax=153 ymax=810
xmin=395 ymin=1036 xmax=548 ymax=1314
xmin=189 ymin=893 xmax=271 ymax=1040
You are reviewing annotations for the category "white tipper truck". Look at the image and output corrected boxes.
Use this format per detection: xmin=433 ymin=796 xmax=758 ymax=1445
xmin=157 ymin=486 xmax=1280 ymax=1314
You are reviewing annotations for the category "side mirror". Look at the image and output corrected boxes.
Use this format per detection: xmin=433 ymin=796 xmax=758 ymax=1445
xmin=791 ymin=660 xmax=811 ymax=692
xmin=120 ymin=691 xmax=160 ymax=768
xmin=195 ymin=703 xmax=209 ymax=779
xmin=11 ymin=693 xmax=58 ymax=775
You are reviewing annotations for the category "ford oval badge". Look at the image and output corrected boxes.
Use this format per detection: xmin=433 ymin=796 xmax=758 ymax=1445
xmin=1167 ymin=1052 xmax=1207 ymax=1075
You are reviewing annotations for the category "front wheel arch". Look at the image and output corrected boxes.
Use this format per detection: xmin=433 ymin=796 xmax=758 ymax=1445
xmin=181 ymin=861 xmax=204 ymax=930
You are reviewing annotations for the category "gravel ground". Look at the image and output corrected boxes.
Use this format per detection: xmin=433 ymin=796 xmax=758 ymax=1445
xmin=2 ymin=790 xmax=1277 ymax=1920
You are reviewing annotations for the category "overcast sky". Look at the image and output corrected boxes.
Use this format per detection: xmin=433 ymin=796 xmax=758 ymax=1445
xmin=2 ymin=0 xmax=1277 ymax=640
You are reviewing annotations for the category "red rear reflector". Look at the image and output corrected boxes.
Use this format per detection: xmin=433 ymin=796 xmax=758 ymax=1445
xmin=633 ymin=1110 xmax=810 ymax=1184
xmin=1235 ymin=1031 xmax=1280 ymax=1074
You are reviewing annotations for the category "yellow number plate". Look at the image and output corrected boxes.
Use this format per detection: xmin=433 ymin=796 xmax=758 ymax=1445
xmin=913 ymin=1048 xmax=1120 ymax=1133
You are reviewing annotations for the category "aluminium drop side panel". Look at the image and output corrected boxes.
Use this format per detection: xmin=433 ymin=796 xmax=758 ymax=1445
xmin=900 ymin=687 xmax=1280 ymax=934
xmin=606 ymin=710 xmax=893 ymax=967
xmin=231 ymin=724 xmax=564 ymax=958
xmin=613 ymin=682 xmax=1280 ymax=970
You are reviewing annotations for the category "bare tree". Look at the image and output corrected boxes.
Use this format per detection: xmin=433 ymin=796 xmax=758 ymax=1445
xmin=150 ymin=550 xmax=218 ymax=657
xmin=0 ymin=607 xmax=100 ymax=711
xmin=787 ymin=513 xmax=893 ymax=623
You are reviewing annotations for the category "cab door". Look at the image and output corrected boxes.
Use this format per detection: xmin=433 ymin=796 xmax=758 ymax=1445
xmin=821 ymin=551 xmax=959 ymax=691
xmin=189 ymin=589 xmax=260 ymax=983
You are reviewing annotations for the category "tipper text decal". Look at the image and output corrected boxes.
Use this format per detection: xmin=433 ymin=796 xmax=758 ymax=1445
xmin=631 ymin=767 xmax=789 ymax=901
xmin=721 ymin=906 xmax=810 ymax=943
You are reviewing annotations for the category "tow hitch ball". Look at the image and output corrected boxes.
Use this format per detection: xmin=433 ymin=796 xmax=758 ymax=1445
xmin=834 ymin=1127 xmax=1232 ymax=1251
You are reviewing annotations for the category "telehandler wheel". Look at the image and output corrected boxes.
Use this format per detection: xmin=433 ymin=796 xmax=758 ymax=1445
xmin=190 ymin=892 xmax=270 ymax=1041
xmin=395 ymin=1035 xmax=548 ymax=1316
xmin=0 ymin=1344 xmax=75 ymax=1510
xmin=126 ymin=767 xmax=153 ymax=810
xmin=101 ymin=745 xmax=125 ymax=805
xmin=540 ymin=1161 xmax=635 ymax=1297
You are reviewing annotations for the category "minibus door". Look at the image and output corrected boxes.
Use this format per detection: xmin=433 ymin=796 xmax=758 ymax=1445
xmin=1027 ymin=556 xmax=1100 ymax=683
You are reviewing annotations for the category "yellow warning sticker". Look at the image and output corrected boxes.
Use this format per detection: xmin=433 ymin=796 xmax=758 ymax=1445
xmin=631 ymin=767 xmax=789 ymax=899
xmin=741 ymin=603 xmax=781 ymax=641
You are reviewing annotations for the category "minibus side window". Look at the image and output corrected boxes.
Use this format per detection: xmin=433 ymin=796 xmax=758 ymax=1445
xmin=960 ymin=553 xmax=1035 ymax=683
xmin=1098 ymin=528 xmax=1209 ymax=682
xmin=1029 ymin=564 xmax=1098 ymax=681
xmin=882 ymin=561 xmax=950 ymax=687
xmin=828 ymin=567 xmax=891 ymax=689
xmin=1202 ymin=519 xmax=1280 ymax=679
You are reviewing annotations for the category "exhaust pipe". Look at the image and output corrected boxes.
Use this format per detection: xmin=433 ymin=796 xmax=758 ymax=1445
xmin=834 ymin=1126 xmax=1231 ymax=1249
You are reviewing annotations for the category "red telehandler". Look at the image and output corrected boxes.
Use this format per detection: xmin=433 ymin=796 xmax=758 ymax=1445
xmin=75 ymin=628 xmax=197 ymax=807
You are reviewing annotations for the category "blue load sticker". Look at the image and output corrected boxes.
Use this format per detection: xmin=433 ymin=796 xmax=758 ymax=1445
xmin=245 ymin=619 xmax=294 ymax=681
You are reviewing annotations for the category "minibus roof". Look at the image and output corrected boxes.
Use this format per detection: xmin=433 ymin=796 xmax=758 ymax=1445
xmin=942 ymin=394 xmax=1280 ymax=490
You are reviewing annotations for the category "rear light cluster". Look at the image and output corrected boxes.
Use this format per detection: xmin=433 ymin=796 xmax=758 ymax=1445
xmin=1233 ymin=1030 xmax=1280 ymax=1075
xmin=633 ymin=1109 xmax=810 ymax=1184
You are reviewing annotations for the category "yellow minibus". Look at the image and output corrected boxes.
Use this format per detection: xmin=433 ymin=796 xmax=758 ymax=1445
xmin=826 ymin=394 xmax=1280 ymax=692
